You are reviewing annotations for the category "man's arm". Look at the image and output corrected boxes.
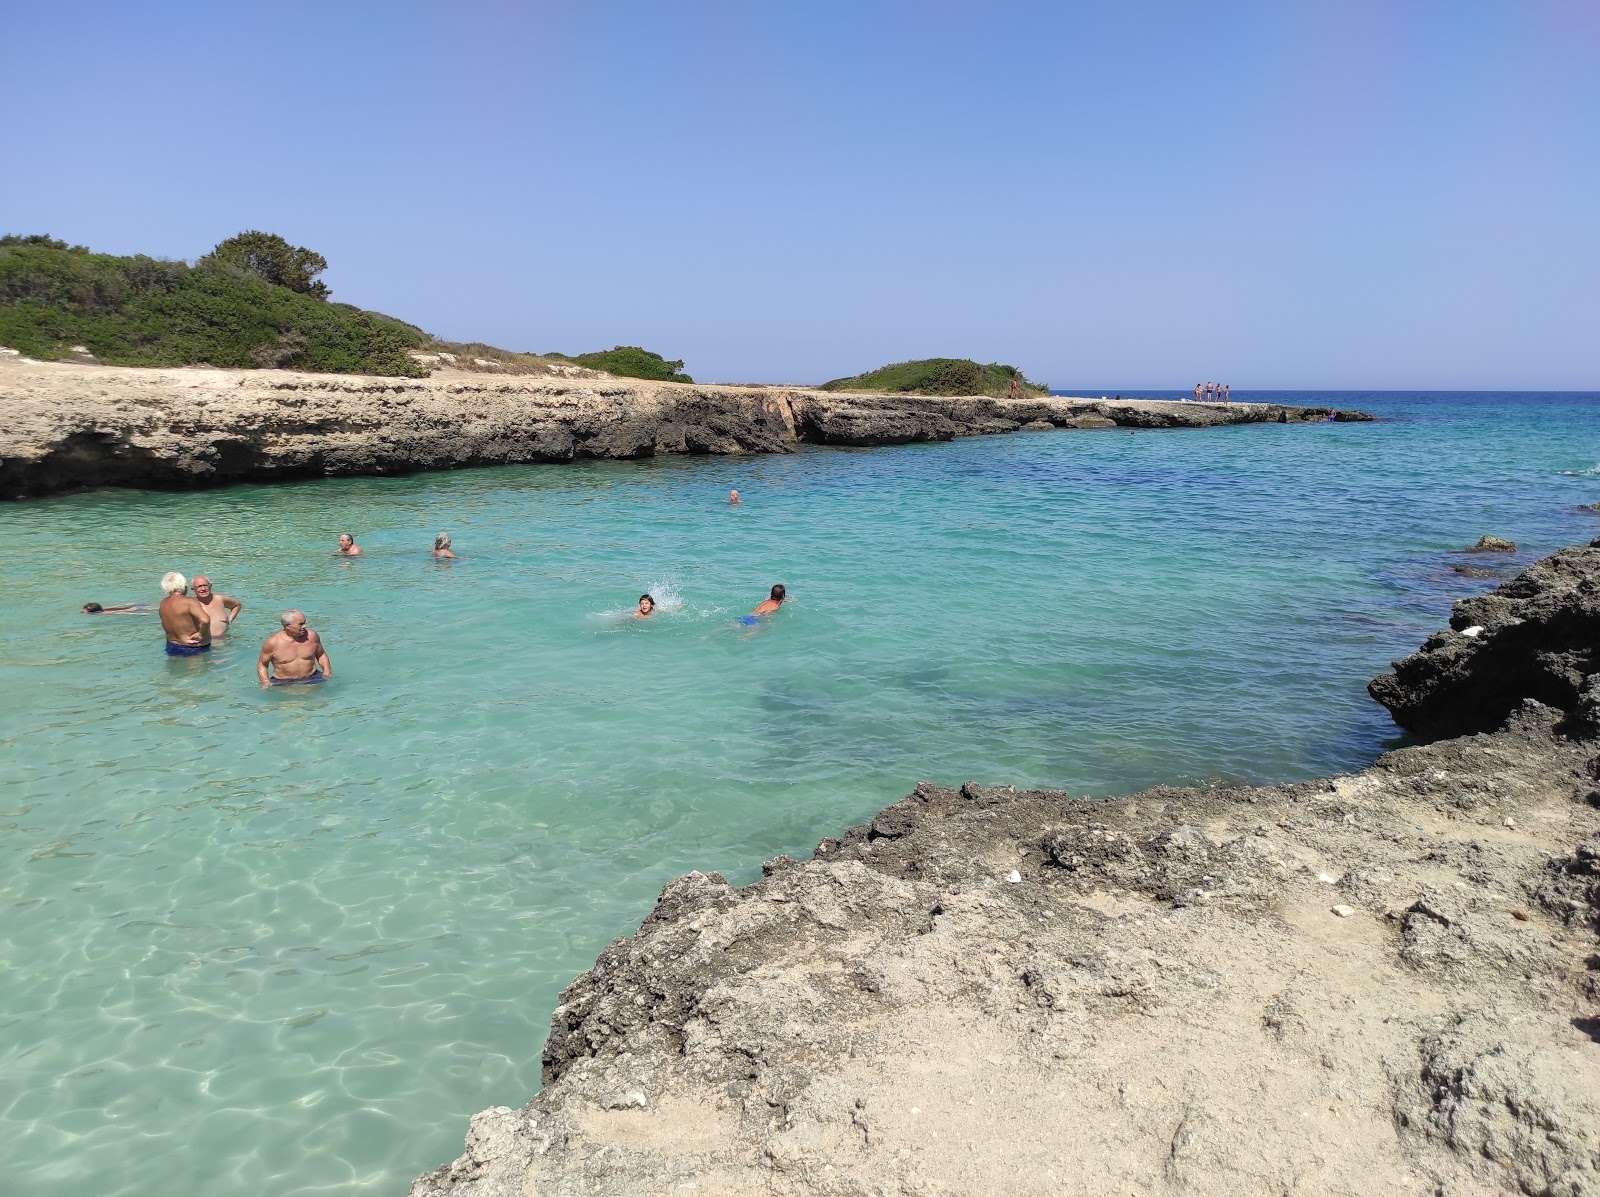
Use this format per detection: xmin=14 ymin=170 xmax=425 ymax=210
xmin=312 ymin=632 xmax=332 ymax=678
xmin=223 ymin=595 xmax=242 ymax=623
xmin=182 ymin=598 xmax=207 ymax=643
xmin=257 ymin=639 xmax=274 ymax=687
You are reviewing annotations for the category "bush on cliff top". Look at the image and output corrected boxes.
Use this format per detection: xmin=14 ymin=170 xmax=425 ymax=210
xmin=544 ymin=346 xmax=693 ymax=384
xmin=0 ymin=234 xmax=430 ymax=376
xmin=821 ymin=358 xmax=1047 ymax=398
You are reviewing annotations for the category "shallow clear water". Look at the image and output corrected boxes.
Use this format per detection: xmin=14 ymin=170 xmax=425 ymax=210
xmin=2 ymin=391 xmax=1597 ymax=1195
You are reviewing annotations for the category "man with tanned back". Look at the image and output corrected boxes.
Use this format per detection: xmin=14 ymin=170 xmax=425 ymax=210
xmin=158 ymin=572 xmax=211 ymax=655
xmin=258 ymin=609 xmax=333 ymax=687
xmin=192 ymin=575 xmax=242 ymax=638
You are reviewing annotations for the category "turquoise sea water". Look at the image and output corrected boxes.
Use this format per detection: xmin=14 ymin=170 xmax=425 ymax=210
xmin=3 ymin=391 xmax=1598 ymax=1195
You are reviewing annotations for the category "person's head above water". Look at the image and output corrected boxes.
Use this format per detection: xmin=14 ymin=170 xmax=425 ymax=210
xmin=434 ymin=532 xmax=451 ymax=551
xmin=82 ymin=602 xmax=103 ymax=614
xmin=280 ymin=609 xmax=307 ymax=635
xmin=637 ymin=594 xmax=655 ymax=615
xmin=769 ymin=584 xmax=786 ymax=603
xmin=193 ymin=574 xmax=213 ymax=597
xmin=338 ymin=533 xmax=356 ymax=550
xmin=729 ymin=489 xmax=740 ymax=503
xmin=160 ymin=571 xmax=187 ymax=596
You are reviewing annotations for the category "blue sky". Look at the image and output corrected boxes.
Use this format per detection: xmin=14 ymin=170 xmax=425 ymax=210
xmin=5 ymin=1 xmax=1597 ymax=388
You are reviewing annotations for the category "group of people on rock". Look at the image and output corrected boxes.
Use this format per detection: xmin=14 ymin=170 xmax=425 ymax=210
xmin=83 ymin=493 xmax=787 ymax=688
xmin=1192 ymin=382 xmax=1231 ymax=403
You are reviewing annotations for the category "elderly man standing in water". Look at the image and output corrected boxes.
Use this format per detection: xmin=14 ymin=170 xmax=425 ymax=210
xmin=192 ymin=575 xmax=242 ymax=637
xmin=158 ymin=571 xmax=211 ymax=655
xmin=257 ymin=609 xmax=333 ymax=687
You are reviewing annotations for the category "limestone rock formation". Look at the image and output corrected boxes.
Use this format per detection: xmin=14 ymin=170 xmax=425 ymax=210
xmin=1467 ymin=535 xmax=1518 ymax=553
xmin=0 ymin=358 xmax=1372 ymax=499
xmin=1370 ymin=538 xmax=1600 ymax=740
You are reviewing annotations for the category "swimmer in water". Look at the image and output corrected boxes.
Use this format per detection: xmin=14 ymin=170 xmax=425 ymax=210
xmin=432 ymin=532 xmax=456 ymax=559
xmin=158 ymin=572 xmax=211 ymax=655
xmin=750 ymin=583 xmax=786 ymax=617
xmin=728 ymin=489 xmax=741 ymax=504
xmin=635 ymin=594 xmax=656 ymax=618
xmin=257 ymin=609 xmax=332 ymax=687
xmin=82 ymin=602 xmax=153 ymax=615
xmin=337 ymin=532 xmax=361 ymax=556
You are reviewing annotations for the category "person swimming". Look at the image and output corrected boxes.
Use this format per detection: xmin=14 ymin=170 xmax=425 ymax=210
xmin=82 ymin=602 xmax=153 ymax=615
xmin=432 ymin=532 xmax=456 ymax=559
xmin=337 ymin=532 xmax=361 ymax=556
xmin=728 ymin=489 xmax=741 ymax=504
xmin=739 ymin=583 xmax=787 ymax=623
xmin=635 ymin=594 xmax=656 ymax=618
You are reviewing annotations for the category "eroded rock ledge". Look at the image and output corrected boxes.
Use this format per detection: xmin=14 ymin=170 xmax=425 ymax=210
xmin=413 ymin=547 xmax=1600 ymax=1197
xmin=0 ymin=358 xmax=1370 ymax=498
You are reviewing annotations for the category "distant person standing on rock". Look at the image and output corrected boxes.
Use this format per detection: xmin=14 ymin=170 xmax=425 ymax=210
xmin=337 ymin=533 xmax=361 ymax=556
xmin=1223 ymin=383 xmax=1231 ymax=405
xmin=1009 ymin=376 xmax=1019 ymax=400
xmin=1193 ymin=383 xmax=1202 ymax=403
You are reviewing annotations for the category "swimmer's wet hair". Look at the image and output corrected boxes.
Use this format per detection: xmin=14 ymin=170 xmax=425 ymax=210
xmin=83 ymin=602 xmax=103 ymax=613
xmin=639 ymin=594 xmax=654 ymax=605
xmin=435 ymin=532 xmax=451 ymax=550
xmin=280 ymin=609 xmax=305 ymax=628
xmin=160 ymin=571 xmax=187 ymax=595
xmin=339 ymin=532 xmax=355 ymax=542
xmin=770 ymin=584 xmax=786 ymax=601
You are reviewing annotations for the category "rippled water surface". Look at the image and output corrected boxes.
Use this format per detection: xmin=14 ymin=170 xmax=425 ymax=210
xmin=2 ymin=391 xmax=1597 ymax=1194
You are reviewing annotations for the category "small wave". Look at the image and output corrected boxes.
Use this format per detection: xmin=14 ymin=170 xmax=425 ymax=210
xmin=1559 ymin=464 xmax=1600 ymax=476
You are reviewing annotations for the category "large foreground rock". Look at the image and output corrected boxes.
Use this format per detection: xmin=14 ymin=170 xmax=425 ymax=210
xmin=1370 ymin=538 xmax=1600 ymax=741
xmin=412 ymin=546 xmax=1600 ymax=1197
xmin=0 ymin=357 xmax=1370 ymax=498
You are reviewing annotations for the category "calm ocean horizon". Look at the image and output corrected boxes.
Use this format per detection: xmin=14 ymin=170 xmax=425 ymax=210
xmin=2 ymin=390 xmax=1597 ymax=1195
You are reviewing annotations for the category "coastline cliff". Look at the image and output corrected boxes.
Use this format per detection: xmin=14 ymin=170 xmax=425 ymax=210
xmin=0 ymin=357 xmax=1369 ymax=500
xmin=412 ymin=543 xmax=1600 ymax=1196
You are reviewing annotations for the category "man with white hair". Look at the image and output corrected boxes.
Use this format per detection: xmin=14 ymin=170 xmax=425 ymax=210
xmin=257 ymin=609 xmax=332 ymax=687
xmin=192 ymin=575 xmax=242 ymax=637
xmin=158 ymin=571 xmax=211 ymax=655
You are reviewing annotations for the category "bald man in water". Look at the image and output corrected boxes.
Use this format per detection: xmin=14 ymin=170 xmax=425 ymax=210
xmin=257 ymin=609 xmax=333 ymax=686
xmin=192 ymin=575 xmax=242 ymax=638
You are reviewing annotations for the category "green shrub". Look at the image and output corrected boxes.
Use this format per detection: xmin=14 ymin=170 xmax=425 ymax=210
xmin=0 ymin=234 xmax=428 ymax=376
xmin=545 ymin=345 xmax=692 ymax=383
xmin=820 ymin=358 xmax=1047 ymax=398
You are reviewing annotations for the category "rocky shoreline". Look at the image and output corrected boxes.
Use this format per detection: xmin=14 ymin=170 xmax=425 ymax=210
xmin=413 ymin=543 xmax=1600 ymax=1196
xmin=0 ymin=358 xmax=1370 ymax=499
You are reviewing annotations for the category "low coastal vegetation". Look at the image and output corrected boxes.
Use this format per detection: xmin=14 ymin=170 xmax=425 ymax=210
xmin=543 ymin=346 xmax=693 ymax=384
xmin=821 ymin=357 xmax=1048 ymax=398
xmin=0 ymin=233 xmax=691 ymax=383
xmin=0 ymin=233 xmax=431 ymax=376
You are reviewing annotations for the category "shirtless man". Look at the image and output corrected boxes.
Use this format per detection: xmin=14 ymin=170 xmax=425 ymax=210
xmin=750 ymin=584 xmax=787 ymax=617
xmin=158 ymin=572 xmax=211 ymax=655
xmin=257 ymin=609 xmax=333 ymax=687
xmin=337 ymin=533 xmax=361 ymax=556
xmin=192 ymin=575 xmax=242 ymax=637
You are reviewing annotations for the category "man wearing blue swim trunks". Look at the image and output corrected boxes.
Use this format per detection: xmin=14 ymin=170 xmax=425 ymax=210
xmin=257 ymin=609 xmax=333 ymax=687
xmin=158 ymin=572 xmax=211 ymax=655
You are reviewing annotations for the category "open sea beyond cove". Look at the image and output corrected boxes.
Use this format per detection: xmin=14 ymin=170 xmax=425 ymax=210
xmin=3 ymin=390 xmax=1598 ymax=1196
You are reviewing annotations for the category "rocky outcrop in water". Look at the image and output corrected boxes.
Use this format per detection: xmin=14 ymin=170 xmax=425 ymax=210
xmin=0 ymin=358 xmax=1371 ymax=499
xmin=1370 ymin=538 xmax=1600 ymax=741
xmin=412 ymin=545 xmax=1600 ymax=1197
